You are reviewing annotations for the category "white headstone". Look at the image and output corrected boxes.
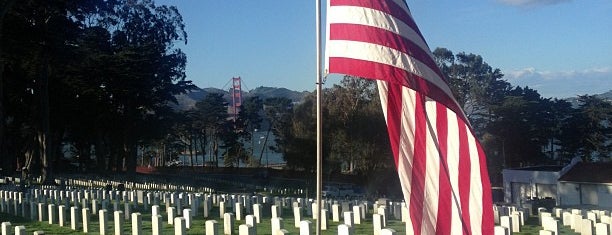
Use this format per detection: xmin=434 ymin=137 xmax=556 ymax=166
xmin=71 ymin=206 xmax=80 ymax=230
xmin=381 ymin=228 xmax=396 ymax=235
xmin=152 ymin=215 xmax=162 ymax=235
xmin=542 ymin=216 xmax=559 ymax=235
xmin=572 ymin=214 xmax=584 ymax=232
xmin=321 ymin=209 xmax=328 ymax=230
xmin=235 ymin=203 xmax=243 ymax=221
xmin=583 ymin=218 xmax=594 ymax=235
xmin=500 ymin=216 xmax=513 ymax=233
xmin=373 ymin=214 xmax=383 ymax=235
xmin=332 ymin=204 xmax=340 ymax=222
xmin=58 ymin=205 xmax=67 ymax=226
xmin=377 ymin=207 xmax=387 ymax=227
xmin=183 ymin=209 xmax=192 ymax=229
xmin=299 ymin=220 xmax=312 ymax=235
xmin=338 ymin=224 xmax=353 ymax=235
xmin=1 ymin=222 xmax=11 ymax=235
xmin=220 ymin=201 xmax=226 ymax=218
xmin=294 ymin=207 xmax=302 ymax=228
xmin=539 ymin=230 xmax=554 ymax=235
xmin=596 ymin=223 xmax=610 ymax=235
xmin=224 ymin=213 xmax=235 ymax=235
xmin=352 ymin=206 xmax=362 ymax=224
xmin=238 ymin=224 xmax=255 ymax=235
xmin=174 ymin=217 xmax=186 ymax=235
xmin=131 ymin=212 xmax=142 ymax=235
xmin=344 ymin=211 xmax=354 ymax=227
xmin=99 ymin=209 xmax=108 ymax=235
xmin=511 ymin=212 xmax=521 ymax=232
xmin=205 ymin=220 xmax=219 ymax=235
xmin=82 ymin=208 xmax=90 ymax=233
xmin=48 ymin=204 xmax=56 ymax=224
xmin=14 ymin=225 xmax=26 ymax=235
xmin=563 ymin=211 xmax=573 ymax=226
xmin=272 ymin=205 xmax=281 ymax=218
xmin=494 ymin=226 xmax=509 ymax=235
xmin=253 ymin=204 xmax=262 ymax=224
xmin=245 ymin=215 xmax=257 ymax=234
xmin=554 ymin=208 xmax=563 ymax=218
xmin=114 ymin=210 xmax=124 ymax=235
xmin=271 ymin=217 xmax=284 ymax=235
xmin=589 ymin=212 xmax=598 ymax=223
xmin=167 ymin=207 xmax=176 ymax=225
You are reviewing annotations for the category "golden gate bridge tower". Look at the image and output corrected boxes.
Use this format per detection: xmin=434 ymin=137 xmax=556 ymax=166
xmin=230 ymin=76 xmax=242 ymax=121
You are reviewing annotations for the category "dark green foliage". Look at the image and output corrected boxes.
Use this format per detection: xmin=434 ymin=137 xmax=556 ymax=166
xmin=0 ymin=0 xmax=192 ymax=176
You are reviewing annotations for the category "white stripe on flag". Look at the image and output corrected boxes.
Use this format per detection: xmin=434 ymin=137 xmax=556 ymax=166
xmin=422 ymin=99 xmax=441 ymax=234
xmin=467 ymin=129 xmax=484 ymax=233
xmin=446 ymin=111 xmax=463 ymax=235
xmin=399 ymin=86 xmax=418 ymax=234
xmin=327 ymin=40 xmax=452 ymax=98
xmin=327 ymin=5 xmax=430 ymax=55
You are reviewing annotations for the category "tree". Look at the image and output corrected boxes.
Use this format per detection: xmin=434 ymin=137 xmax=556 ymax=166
xmin=433 ymin=48 xmax=510 ymax=133
xmin=195 ymin=93 xmax=228 ymax=167
xmin=238 ymin=96 xmax=264 ymax=165
xmin=324 ymin=76 xmax=391 ymax=174
xmin=559 ymin=95 xmax=611 ymax=162
xmin=0 ymin=0 xmax=193 ymax=177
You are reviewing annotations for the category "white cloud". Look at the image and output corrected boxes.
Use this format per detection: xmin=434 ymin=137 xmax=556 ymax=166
xmin=498 ymin=0 xmax=571 ymax=7
xmin=505 ymin=67 xmax=612 ymax=98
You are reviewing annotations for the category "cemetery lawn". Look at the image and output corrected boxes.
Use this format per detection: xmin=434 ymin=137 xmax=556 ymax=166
xmin=2 ymin=209 xmax=581 ymax=234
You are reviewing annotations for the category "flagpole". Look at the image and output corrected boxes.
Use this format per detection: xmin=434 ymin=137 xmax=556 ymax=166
xmin=315 ymin=0 xmax=323 ymax=234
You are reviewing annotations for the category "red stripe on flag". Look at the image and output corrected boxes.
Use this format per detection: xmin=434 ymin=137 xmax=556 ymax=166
xmin=329 ymin=23 xmax=445 ymax=80
xmin=434 ymin=104 xmax=452 ymax=234
xmin=477 ymin=141 xmax=495 ymax=234
xmin=457 ymin=118 xmax=472 ymax=235
xmin=385 ymin=83 xmax=403 ymax=166
xmin=328 ymin=57 xmax=465 ymax=123
xmin=409 ymin=93 xmax=427 ymax=235
xmin=330 ymin=0 xmax=426 ymax=43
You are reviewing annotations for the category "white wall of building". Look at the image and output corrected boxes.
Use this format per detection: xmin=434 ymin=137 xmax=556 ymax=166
xmin=502 ymin=169 xmax=560 ymax=204
xmin=558 ymin=182 xmax=612 ymax=208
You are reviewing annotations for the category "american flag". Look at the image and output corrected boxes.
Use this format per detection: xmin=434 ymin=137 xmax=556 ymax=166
xmin=325 ymin=0 xmax=494 ymax=234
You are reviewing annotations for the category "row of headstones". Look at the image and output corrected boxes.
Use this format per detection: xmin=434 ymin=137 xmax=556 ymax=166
xmin=1 ymin=222 xmax=45 ymax=235
xmin=2 ymin=198 xmax=405 ymax=235
xmin=492 ymin=204 xmax=612 ymax=235
xmin=60 ymin=175 xmax=305 ymax=196
xmin=552 ymin=207 xmax=611 ymax=235
xmin=63 ymin=177 xmax=214 ymax=192
xmin=492 ymin=204 xmax=528 ymax=234
xmin=1 ymin=187 xmax=316 ymax=215
xmin=2 ymin=187 xmax=410 ymax=235
xmin=1 ymin=186 xmax=413 ymax=226
xmin=3 ymin=179 xmax=415 ymax=225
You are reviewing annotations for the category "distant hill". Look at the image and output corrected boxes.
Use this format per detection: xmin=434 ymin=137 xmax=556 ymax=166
xmin=245 ymin=86 xmax=310 ymax=102
xmin=172 ymin=86 xmax=309 ymax=110
xmin=564 ymin=90 xmax=612 ymax=107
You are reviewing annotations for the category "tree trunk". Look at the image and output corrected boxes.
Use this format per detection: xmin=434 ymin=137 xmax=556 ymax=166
xmin=39 ymin=46 xmax=52 ymax=184
xmin=202 ymin=135 xmax=207 ymax=167
xmin=189 ymin=133 xmax=194 ymax=167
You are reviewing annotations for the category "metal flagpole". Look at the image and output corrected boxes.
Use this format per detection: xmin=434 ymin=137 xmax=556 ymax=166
xmin=315 ymin=0 xmax=323 ymax=234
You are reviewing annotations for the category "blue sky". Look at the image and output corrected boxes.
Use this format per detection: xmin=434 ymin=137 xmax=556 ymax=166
xmin=158 ymin=0 xmax=611 ymax=98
